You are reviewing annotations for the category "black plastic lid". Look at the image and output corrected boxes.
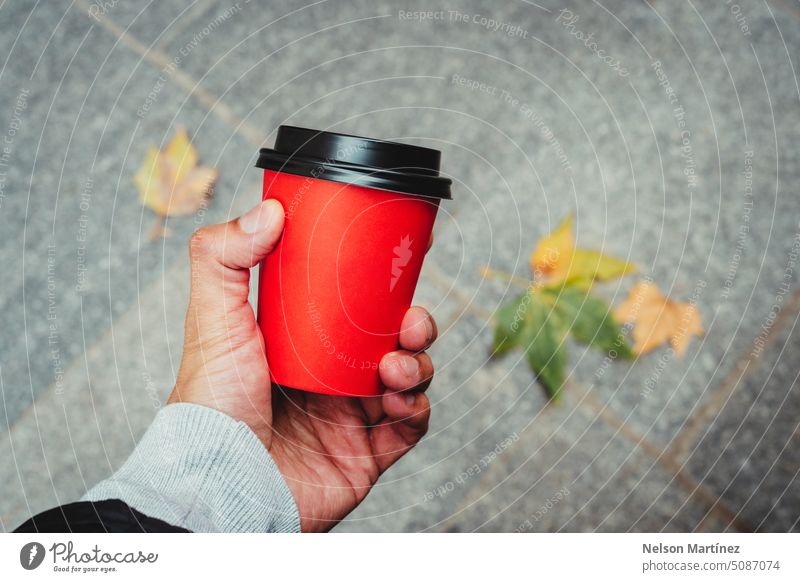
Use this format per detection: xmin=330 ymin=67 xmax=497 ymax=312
xmin=256 ymin=126 xmax=452 ymax=199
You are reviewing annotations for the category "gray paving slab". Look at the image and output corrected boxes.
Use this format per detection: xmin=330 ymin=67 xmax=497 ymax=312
xmin=684 ymin=317 xmax=800 ymax=532
xmin=0 ymin=256 xmax=187 ymax=531
xmin=432 ymin=416 xmax=716 ymax=533
xmin=0 ymin=4 xmax=266 ymax=431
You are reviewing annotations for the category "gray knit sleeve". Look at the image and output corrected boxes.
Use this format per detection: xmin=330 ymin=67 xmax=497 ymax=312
xmin=82 ymin=403 xmax=301 ymax=533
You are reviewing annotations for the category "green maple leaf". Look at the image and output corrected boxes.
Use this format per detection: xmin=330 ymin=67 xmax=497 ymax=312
xmin=492 ymin=294 xmax=528 ymax=358
xmin=525 ymin=297 xmax=568 ymax=399
xmin=492 ymin=284 xmax=632 ymax=399
xmin=493 ymin=289 xmax=567 ymax=399
xmin=543 ymin=285 xmax=634 ymax=359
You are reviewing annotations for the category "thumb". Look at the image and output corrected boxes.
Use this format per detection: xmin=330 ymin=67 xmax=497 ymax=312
xmin=174 ymin=199 xmax=284 ymax=443
xmin=187 ymin=198 xmax=285 ymax=309
xmin=190 ymin=198 xmax=285 ymax=270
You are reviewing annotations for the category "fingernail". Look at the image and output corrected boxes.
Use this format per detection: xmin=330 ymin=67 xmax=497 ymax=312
xmin=425 ymin=315 xmax=435 ymax=341
xmin=399 ymin=356 xmax=419 ymax=378
xmin=240 ymin=200 xmax=280 ymax=234
xmin=404 ymin=392 xmax=416 ymax=407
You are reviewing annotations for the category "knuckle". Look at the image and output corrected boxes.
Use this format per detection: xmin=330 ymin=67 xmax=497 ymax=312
xmin=189 ymin=226 xmax=217 ymax=259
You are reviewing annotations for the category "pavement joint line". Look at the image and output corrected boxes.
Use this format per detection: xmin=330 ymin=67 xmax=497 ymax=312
xmin=694 ymin=511 xmax=722 ymax=533
xmin=430 ymin=383 xmax=752 ymax=532
xmin=668 ymin=287 xmax=800 ymax=462
xmin=151 ymin=0 xmax=220 ymax=53
xmin=73 ymin=0 xmax=265 ymax=146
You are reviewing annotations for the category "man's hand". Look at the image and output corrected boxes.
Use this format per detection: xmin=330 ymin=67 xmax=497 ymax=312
xmin=168 ymin=199 xmax=436 ymax=532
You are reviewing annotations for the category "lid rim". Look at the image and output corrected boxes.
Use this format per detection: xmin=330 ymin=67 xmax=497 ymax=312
xmin=278 ymin=125 xmax=444 ymax=158
xmin=255 ymin=126 xmax=452 ymax=200
xmin=256 ymin=148 xmax=452 ymax=200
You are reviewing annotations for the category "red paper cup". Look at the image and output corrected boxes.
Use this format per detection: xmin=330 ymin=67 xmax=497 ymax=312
xmin=255 ymin=126 xmax=452 ymax=397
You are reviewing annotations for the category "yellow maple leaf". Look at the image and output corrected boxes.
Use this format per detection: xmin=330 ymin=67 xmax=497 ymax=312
xmin=531 ymin=213 xmax=574 ymax=281
xmin=614 ymin=280 xmax=703 ymax=356
xmin=134 ymin=127 xmax=218 ymax=237
xmin=530 ymin=213 xmax=635 ymax=286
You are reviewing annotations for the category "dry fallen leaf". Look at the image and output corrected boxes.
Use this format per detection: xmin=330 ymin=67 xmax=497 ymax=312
xmin=614 ymin=280 xmax=703 ymax=356
xmin=530 ymin=213 xmax=635 ymax=287
xmin=134 ymin=127 xmax=218 ymax=238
